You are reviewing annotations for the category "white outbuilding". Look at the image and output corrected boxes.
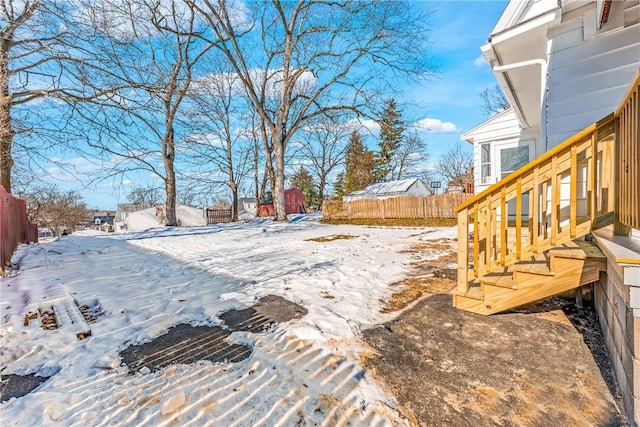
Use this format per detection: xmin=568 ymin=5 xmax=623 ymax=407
xmin=343 ymin=178 xmax=432 ymax=202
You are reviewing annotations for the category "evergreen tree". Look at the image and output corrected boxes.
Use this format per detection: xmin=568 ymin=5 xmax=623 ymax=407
xmin=333 ymin=172 xmax=346 ymax=198
xmin=290 ymin=166 xmax=320 ymax=207
xmin=375 ymin=99 xmax=405 ymax=182
xmin=344 ymin=131 xmax=375 ymax=193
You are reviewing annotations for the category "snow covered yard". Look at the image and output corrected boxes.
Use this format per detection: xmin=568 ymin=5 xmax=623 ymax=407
xmin=0 ymin=216 xmax=457 ymax=426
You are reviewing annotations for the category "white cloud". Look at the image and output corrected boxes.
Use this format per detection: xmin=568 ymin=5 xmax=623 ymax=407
xmin=348 ymin=118 xmax=380 ymax=136
xmin=413 ymin=117 xmax=458 ymax=133
xmin=474 ymin=55 xmax=487 ymax=67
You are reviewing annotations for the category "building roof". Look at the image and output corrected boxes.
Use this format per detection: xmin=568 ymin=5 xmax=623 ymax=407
xmin=348 ymin=178 xmax=427 ymax=198
xmin=460 ymin=108 xmax=519 ymax=144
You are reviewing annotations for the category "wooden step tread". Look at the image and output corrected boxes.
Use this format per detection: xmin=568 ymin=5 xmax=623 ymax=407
xmin=509 ymin=260 xmax=554 ymax=276
xmin=548 ymin=240 xmax=587 ymax=260
xmin=457 ymin=282 xmax=483 ymax=300
xmin=574 ymin=240 xmax=606 ymax=260
xmin=547 ymin=240 xmax=605 ymax=260
xmin=479 ymin=271 xmax=515 ymax=289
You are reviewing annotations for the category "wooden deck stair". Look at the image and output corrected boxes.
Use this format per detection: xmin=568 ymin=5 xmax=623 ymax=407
xmin=454 ymin=240 xmax=606 ymax=315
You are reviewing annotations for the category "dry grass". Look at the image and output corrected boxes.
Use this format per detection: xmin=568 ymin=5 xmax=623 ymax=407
xmin=381 ymin=238 xmax=458 ymax=314
xmin=305 ymin=234 xmax=357 ymax=242
xmin=320 ymin=218 xmax=457 ymax=227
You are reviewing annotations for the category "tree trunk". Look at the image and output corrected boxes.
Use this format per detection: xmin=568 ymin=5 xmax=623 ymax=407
xmin=318 ymin=173 xmax=326 ymax=205
xmin=254 ymin=142 xmax=260 ymax=213
xmin=163 ymin=129 xmax=177 ymax=226
xmin=0 ymin=49 xmax=13 ymax=193
xmin=272 ymin=130 xmax=287 ymax=221
xmin=230 ymin=181 xmax=238 ymax=222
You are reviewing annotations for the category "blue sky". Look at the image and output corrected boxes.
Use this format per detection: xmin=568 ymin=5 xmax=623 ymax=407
xmin=408 ymin=0 xmax=508 ymax=157
xmin=49 ymin=0 xmax=509 ymax=210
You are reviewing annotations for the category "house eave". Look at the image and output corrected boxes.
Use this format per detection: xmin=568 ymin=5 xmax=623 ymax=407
xmin=481 ymin=6 xmax=561 ymax=131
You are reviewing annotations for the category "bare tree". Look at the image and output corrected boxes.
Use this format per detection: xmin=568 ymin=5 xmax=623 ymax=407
xmin=23 ymin=185 xmax=87 ymax=236
xmin=190 ymin=0 xmax=435 ymax=220
xmin=297 ymin=115 xmax=351 ymax=202
xmin=127 ymin=185 xmax=163 ymax=206
xmin=69 ymin=0 xmax=212 ymax=226
xmin=435 ymin=142 xmax=473 ymax=188
xmin=1 ymin=1 xmax=75 ymax=192
xmin=391 ymin=130 xmax=429 ymax=181
xmin=1 ymin=1 xmax=138 ymax=195
xmin=480 ymin=84 xmax=510 ymax=116
xmin=183 ymin=64 xmax=254 ymax=222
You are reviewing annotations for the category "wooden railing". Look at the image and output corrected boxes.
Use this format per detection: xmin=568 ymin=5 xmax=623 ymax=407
xmin=457 ymin=70 xmax=640 ymax=294
xmin=456 ymin=115 xmax=616 ymax=294
xmin=616 ymin=69 xmax=640 ymax=232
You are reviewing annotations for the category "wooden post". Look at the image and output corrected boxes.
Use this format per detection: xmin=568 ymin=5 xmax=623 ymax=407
xmin=532 ymin=166 xmax=539 ymax=254
xmin=500 ymin=187 xmax=507 ymax=266
xmin=515 ymin=178 xmax=522 ymax=260
xmin=486 ymin=195 xmax=492 ymax=270
xmin=551 ymin=156 xmax=559 ymax=245
xmin=457 ymin=209 xmax=470 ymax=294
xmin=614 ymin=114 xmax=631 ymax=235
xmin=542 ymin=180 xmax=548 ymax=240
xmin=570 ymin=144 xmax=577 ymax=238
xmin=473 ymin=203 xmax=479 ymax=278
xmin=590 ymin=133 xmax=597 ymax=220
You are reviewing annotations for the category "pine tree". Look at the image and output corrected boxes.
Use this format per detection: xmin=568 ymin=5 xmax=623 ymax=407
xmin=344 ymin=131 xmax=375 ymax=193
xmin=290 ymin=166 xmax=320 ymax=207
xmin=333 ymin=172 xmax=346 ymax=198
xmin=375 ymin=99 xmax=405 ymax=182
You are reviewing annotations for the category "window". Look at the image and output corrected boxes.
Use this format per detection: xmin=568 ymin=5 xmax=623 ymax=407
xmin=500 ymin=146 xmax=529 ymax=178
xmin=480 ymin=143 xmax=491 ymax=184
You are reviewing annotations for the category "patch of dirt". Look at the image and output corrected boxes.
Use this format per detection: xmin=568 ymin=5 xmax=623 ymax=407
xmin=365 ymin=294 xmax=627 ymax=426
xmin=119 ymin=323 xmax=253 ymax=374
xmin=0 ymin=374 xmax=51 ymax=403
xmin=381 ymin=239 xmax=458 ymax=313
xmin=306 ymin=234 xmax=357 ymax=242
xmin=251 ymin=295 xmax=308 ymax=324
xmin=120 ymin=295 xmax=307 ymax=374
xmin=369 ymin=235 xmax=627 ymax=426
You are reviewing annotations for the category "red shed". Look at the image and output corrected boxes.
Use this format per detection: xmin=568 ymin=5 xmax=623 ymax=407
xmin=258 ymin=188 xmax=307 ymax=217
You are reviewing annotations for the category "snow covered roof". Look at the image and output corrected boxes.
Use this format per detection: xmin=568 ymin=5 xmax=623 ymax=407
xmin=356 ymin=178 xmax=423 ymax=197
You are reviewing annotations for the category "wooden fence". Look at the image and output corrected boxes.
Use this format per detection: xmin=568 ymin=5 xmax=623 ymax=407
xmin=206 ymin=208 xmax=233 ymax=224
xmin=0 ymin=185 xmax=38 ymax=275
xmin=322 ymin=193 xmax=473 ymax=220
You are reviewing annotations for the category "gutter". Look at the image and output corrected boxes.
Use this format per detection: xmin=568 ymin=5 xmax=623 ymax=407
xmin=491 ymin=57 xmax=547 ymax=122
xmin=486 ymin=43 xmax=534 ymax=129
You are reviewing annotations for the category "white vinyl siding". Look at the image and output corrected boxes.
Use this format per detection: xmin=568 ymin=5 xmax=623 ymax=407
xmin=545 ymin=1 xmax=640 ymax=148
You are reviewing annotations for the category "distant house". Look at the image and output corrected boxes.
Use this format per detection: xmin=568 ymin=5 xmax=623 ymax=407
xmin=237 ymin=197 xmax=258 ymax=219
xmin=92 ymin=214 xmax=115 ymax=232
xmin=343 ymin=178 xmax=432 ymax=202
xmin=93 ymin=215 xmax=115 ymax=226
xmin=258 ymin=188 xmax=307 ymax=216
